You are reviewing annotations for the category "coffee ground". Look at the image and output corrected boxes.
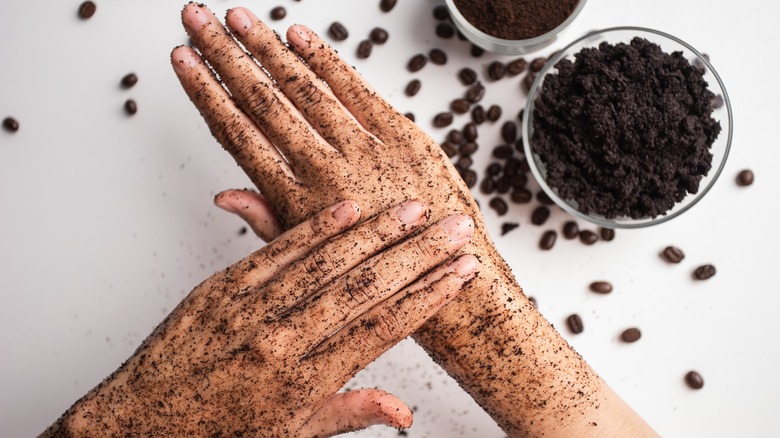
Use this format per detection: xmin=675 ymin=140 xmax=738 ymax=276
xmin=453 ymin=0 xmax=579 ymax=40
xmin=531 ymin=37 xmax=721 ymax=219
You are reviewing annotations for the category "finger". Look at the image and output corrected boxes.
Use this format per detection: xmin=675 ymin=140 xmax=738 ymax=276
xmin=181 ymin=3 xmax=339 ymax=175
xmin=214 ymin=189 xmax=283 ymax=242
xmin=287 ymin=214 xmax=474 ymax=356
xmin=306 ymin=254 xmax=479 ymax=371
xmin=300 ymin=389 xmax=412 ymax=437
xmin=225 ymin=7 xmax=379 ymax=157
xmin=259 ymin=199 xmax=429 ymax=318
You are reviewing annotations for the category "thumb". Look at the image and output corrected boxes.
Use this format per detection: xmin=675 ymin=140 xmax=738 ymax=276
xmin=214 ymin=188 xmax=283 ymax=243
xmin=300 ymin=389 xmax=413 ymax=437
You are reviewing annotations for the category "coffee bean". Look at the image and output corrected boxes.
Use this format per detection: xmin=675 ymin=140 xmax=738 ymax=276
xmin=486 ymin=162 xmax=502 ymax=176
xmin=440 ymin=141 xmax=457 ymax=158
xmin=328 ymin=22 xmax=349 ymax=41
xmin=458 ymin=67 xmax=478 ymax=86
xmin=456 ymin=155 xmax=473 ymax=169
xmin=661 ymin=246 xmax=685 ymax=263
xmin=407 ymin=54 xmax=427 ymax=72
xmin=480 ymin=177 xmax=496 ymax=194
xmin=501 ymin=121 xmax=517 ymax=143
xmin=693 ymin=264 xmax=716 ymax=280
xmin=517 ymin=108 xmax=525 ymax=121
xmin=465 ymin=82 xmax=485 ymax=103
xmin=450 ymin=98 xmax=470 ymax=114
xmin=379 ymin=0 xmax=397 ymax=12
xmin=432 ymin=4 xmax=449 ymax=20
xmin=509 ymin=173 xmax=527 ymax=189
xmin=456 ymin=31 xmax=467 ymax=41
xmin=487 ymin=61 xmax=506 ymax=80
xmin=121 ymin=73 xmax=138 ymax=89
xmin=562 ymin=221 xmax=579 ymax=239
xmin=489 ymin=197 xmax=508 ymax=216
xmin=621 ymin=328 xmax=641 ymax=343
xmin=471 ymin=105 xmax=486 ymax=124
xmin=579 ymin=230 xmax=599 ymax=245
xmin=405 ymin=79 xmax=421 ymax=96
xmin=589 ymin=281 xmax=613 ymax=294
xmin=530 ymin=56 xmax=547 ymax=72
xmin=460 ymin=141 xmax=478 ymax=155
xmin=492 ymin=144 xmax=513 ymax=159
xmin=522 ymin=72 xmax=537 ymax=94
xmin=433 ymin=112 xmax=454 ymax=127
xmin=470 ymin=45 xmax=485 ymax=57
xmin=736 ymin=169 xmax=754 ymax=186
xmin=124 ymin=99 xmax=137 ymax=115
xmin=447 ymin=129 xmax=464 ymax=145
xmin=514 ymin=138 xmax=524 ymax=153
xmin=501 ymin=222 xmax=519 ymax=235
xmin=78 ymin=1 xmax=96 ymax=19
xmin=495 ymin=176 xmax=511 ymax=194
xmin=504 ymin=157 xmax=520 ymax=177
xmin=539 ymin=230 xmax=557 ymax=250
xmin=461 ymin=169 xmax=477 ymax=188
xmin=518 ymin=156 xmax=530 ymax=172
xmin=404 ymin=112 xmax=415 ymax=122
xmin=507 ymin=58 xmax=528 ymax=76
xmin=463 ymin=122 xmax=478 ymax=141
xmin=436 ymin=22 xmax=455 ymax=39
xmin=2 ymin=117 xmax=19 ymax=133
xmin=429 ymin=48 xmax=448 ymax=65
xmin=566 ymin=314 xmax=584 ymax=334
xmin=369 ymin=27 xmax=389 ymax=44
xmin=356 ymin=40 xmax=373 ymax=59
xmin=270 ymin=6 xmax=286 ymax=20
xmin=486 ymin=105 xmax=502 ymax=121
xmin=511 ymin=189 xmax=532 ymax=204
xmin=536 ymin=190 xmax=554 ymax=206
xmin=600 ymin=227 xmax=615 ymax=241
xmin=684 ymin=371 xmax=705 ymax=390
xmin=531 ymin=206 xmax=550 ymax=225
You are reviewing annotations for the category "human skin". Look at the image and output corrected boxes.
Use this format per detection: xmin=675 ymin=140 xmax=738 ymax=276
xmin=171 ymin=4 xmax=659 ymax=437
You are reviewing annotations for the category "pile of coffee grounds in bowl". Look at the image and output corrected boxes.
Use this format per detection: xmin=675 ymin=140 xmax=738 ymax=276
xmin=452 ymin=0 xmax=580 ymax=40
xmin=530 ymin=37 xmax=721 ymax=219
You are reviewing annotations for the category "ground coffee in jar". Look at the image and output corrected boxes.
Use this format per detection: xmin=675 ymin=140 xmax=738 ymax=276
xmin=452 ymin=0 xmax=579 ymax=40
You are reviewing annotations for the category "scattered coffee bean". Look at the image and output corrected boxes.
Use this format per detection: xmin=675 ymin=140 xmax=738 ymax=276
xmin=589 ymin=281 xmax=613 ymax=294
xmin=120 ymin=73 xmax=138 ymax=89
xmin=433 ymin=112 xmax=454 ymax=127
xmin=489 ymin=197 xmax=509 ymax=216
xmin=456 ymin=155 xmax=473 ymax=169
xmin=531 ymin=205 xmax=550 ymax=225
xmin=488 ymin=61 xmax=506 ymax=80
xmin=539 ymin=230 xmax=557 ymax=250
xmin=693 ymin=264 xmax=716 ymax=280
xmin=501 ymin=222 xmax=520 ymax=235
xmin=124 ymin=99 xmax=137 ymax=115
xmin=451 ymin=98 xmax=470 ymax=114
xmin=579 ymin=230 xmax=599 ymax=245
xmin=404 ymin=112 xmax=415 ymax=122
xmin=486 ymin=162 xmax=502 ymax=176
xmin=379 ymin=0 xmax=397 ymax=12
xmin=507 ymin=58 xmax=528 ymax=76
xmin=405 ymin=79 xmax=421 ymax=97
xmin=522 ymin=71 xmax=537 ymax=93
xmin=684 ymin=371 xmax=705 ymax=390
xmin=511 ymin=189 xmax=533 ymax=204
xmin=429 ymin=48 xmax=448 ymax=65
xmin=407 ymin=53 xmax=427 ymax=72
xmin=621 ymin=328 xmax=642 ymax=343
xmin=567 ymin=314 xmax=584 ymax=334
xmin=471 ymin=105 xmax=486 ymax=124
xmin=536 ymin=190 xmax=554 ymax=205
xmin=504 ymin=158 xmax=520 ymax=177
xmin=661 ymin=246 xmax=685 ymax=263
xmin=518 ymin=156 xmax=530 ymax=172
xmin=270 ymin=6 xmax=286 ymax=20
xmin=356 ymin=40 xmax=373 ymax=59
xmin=328 ymin=22 xmax=349 ymax=41
xmin=447 ymin=129 xmax=464 ymax=145
xmin=462 ymin=122 xmax=478 ymax=141
xmin=509 ymin=173 xmax=527 ymax=189
xmin=369 ymin=27 xmax=389 ymax=44
xmin=465 ymin=82 xmax=485 ymax=103
xmin=494 ymin=176 xmax=511 ymax=194
xmin=736 ymin=169 xmax=754 ymax=187
xmin=480 ymin=177 xmax=496 ymax=194
xmin=486 ymin=105 xmax=502 ymax=122
xmin=433 ymin=4 xmax=449 ymax=20
xmin=436 ymin=22 xmax=455 ymax=39
xmin=562 ymin=221 xmax=579 ymax=239
xmin=530 ymin=56 xmax=547 ymax=72
xmin=461 ymin=169 xmax=477 ymax=188
xmin=2 ymin=117 xmax=19 ymax=133
xmin=501 ymin=121 xmax=518 ymax=143
xmin=460 ymin=141 xmax=478 ymax=155
xmin=440 ymin=141 xmax=457 ymax=158
xmin=600 ymin=227 xmax=615 ymax=241
xmin=458 ymin=67 xmax=478 ymax=86
xmin=78 ymin=1 xmax=97 ymax=19
xmin=492 ymin=144 xmax=514 ymax=159
xmin=470 ymin=45 xmax=485 ymax=57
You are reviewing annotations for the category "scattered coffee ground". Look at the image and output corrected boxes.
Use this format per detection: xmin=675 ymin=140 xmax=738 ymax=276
xmin=121 ymin=73 xmax=138 ymax=89
xmin=539 ymin=230 xmax=557 ymax=250
xmin=405 ymin=79 xmax=421 ymax=97
xmin=566 ymin=313 xmax=584 ymax=334
xmin=429 ymin=48 xmax=448 ymax=65
xmin=3 ymin=117 xmax=19 ymax=133
xmin=78 ymin=1 xmax=97 ymax=19
xmin=620 ymin=327 xmax=642 ymax=343
xmin=600 ymin=227 xmax=615 ymax=241
xmin=357 ymin=40 xmax=373 ymax=59
xmin=436 ymin=22 xmax=455 ymax=39
xmin=589 ymin=281 xmax=613 ymax=294
xmin=693 ymin=264 xmax=716 ymax=280
xmin=452 ymin=0 xmax=578 ymax=40
xmin=328 ymin=22 xmax=349 ymax=41
xmin=562 ymin=221 xmax=579 ymax=239
xmin=531 ymin=37 xmax=721 ymax=219
xmin=661 ymin=246 xmax=685 ymax=263
xmin=736 ymin=169 xmax=754 ymax=187
xmin=124 ymin=99 xmax=137 ymax=115
xmin=379 ymin=0 xmax=397 ymax=13
xmin=501 ymin=222 xmax=519 ymax=235
xmin=270 ymin=6 xmax=286 ymax=20
xmin=369 ymin=27 xmax=389 ymax=44
xmin=579 ymin=229 xmax=598 ymax=245
xmin=685 ymin=371 xmax=705 ymax=389
xmin=407 ymin=53 xmax=427 ymax=72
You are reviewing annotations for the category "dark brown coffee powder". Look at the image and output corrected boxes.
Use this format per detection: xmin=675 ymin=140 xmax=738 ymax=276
xmin=452 ymin=0 xmax=579 ymax=40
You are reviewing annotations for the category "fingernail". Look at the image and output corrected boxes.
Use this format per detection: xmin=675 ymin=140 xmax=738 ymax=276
xmin=439 ymin=215 xmax=474 ymax=244
xmin=332 ymin=200 xmax=360 ymax=225
xmin=182 ymin=3 xmax=210 ymax=33
xmin=226 ymin=7 xmax=255 ymax=37
xmin=214 ymin=192 xmax=241 ymax=214
xmin=287 ymin=25 xmax=312 ymax=51
xmin=171 ymin=47 xmax=199 ymax=75
xmin=450 ymin=255 xmax=479 ymax=280
xmin=396 ymin=199 xmax=426 ymax=226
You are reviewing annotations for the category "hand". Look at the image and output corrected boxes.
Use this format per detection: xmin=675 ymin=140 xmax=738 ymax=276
xmin=172 ymin=3 xmax=657 ymax=436
xmin=42 ymin=200 xmax=479 ymax=437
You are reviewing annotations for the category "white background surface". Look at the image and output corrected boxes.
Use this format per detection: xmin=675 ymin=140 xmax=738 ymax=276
xmin=1 ymin=0 xmax=778 ymax=437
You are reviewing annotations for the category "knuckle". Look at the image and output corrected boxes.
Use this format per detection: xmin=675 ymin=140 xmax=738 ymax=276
xmin=367 ymin=307 xmax=407 ymax=345
xmin=342 ymin=265 xmax=387 ymax=309
xmin=302 ymin=250 xmax=338 ymax=288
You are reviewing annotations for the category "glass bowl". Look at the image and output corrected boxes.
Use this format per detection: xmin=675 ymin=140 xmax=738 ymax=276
xmin=522 ymin=27 xmax=732 ymax=228
xmin=445 ymin=0 xmax=588 ymax=55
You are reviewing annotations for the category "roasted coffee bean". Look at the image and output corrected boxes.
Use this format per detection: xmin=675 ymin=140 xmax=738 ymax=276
xmin=458 ymin=68 xmax=478 ymax=86
xmin=562 ymin=221 xmax=579 ymax=239
xmin=486 ymin=105 xmax=502 ymax=121
xmin=462 ymin=122 xmax=478 ymax=141
xmin=433 ymin=112 xmax=453 ymax=127
xmin=522 ymin=72 xmax=536 ymax=93
xmin=470 ymin=45 xmax=485 ymax=57
xmin=693 ymin=264 xmax=717 ymax=280
xmin=470 ymin=105 xmax=486 ymax=124
xmin=404 ymin=112 xmax=415 ymax=122
xmin=621 ymin=328 xmax=642 ymax=343
xmin=518 ymin=156 xmax=530 ymax=172
xmin=711 ymin=94 xmax=724 ymax=109
xmin=447 ymin=129 xmax=464 ymax=145
xmin=436 ymin=22 xmax=455 ymax=39
xmin=511 ymin=189 xmax=533 ymax=204
xmin=660 ymin=246 xmax=685 ymax=263
xmin=429 ymin=48 xmax=448 ymax=65
xmin=461 ymin=169 xmax=477 ymax=188
xmin=492 ymin=144 xmax=513 ymax=159
xmin=531 ymin=205 xmax=550 ymax=226
xmin=504 ymin=157 xmax=520 ymax=177
xmin=579 ymin=230 xmax=599 ymax=245
xmin=530 ymin=56 xmax=547 ymax=72
xmin=450 ymin=98 xmax=470 ymax=114
xmin=600 ymin=227 xmax=616 ymax=241
xmin=536 ymin=190 xmax=554 ymax=205
xmin=460 ymin=141 xmax=478 ymax=155
xmin=456 ymin=31 xmax=467 ymax=41
xmin=488 ymin=61 xmax=506 ymax=80
xmin=566 ymin=314 xmax=584 ymax=334
xmin=328 ymin=22 xmax=349 ymax=41
xmin=480 ymin=177 xmax=496 ymax=194
xmin=456 ymin=155 xmax=473 ymax=169
xmin=369 ymin=27 xmax=389 ymax=44
xmin=736 ymin=169 xmax=754 ymax=186
xmin=121 ymin=73 xmax=138 ymax=89
xmin=407 ymin=53 xmax=427 ymax=72
xmin=2 ymin=117 xmax=19 ymax=133
xmin=124 ymin=99 xmax=137 ymax=115
xmin=514 ymin=138 xmax=524 ymax=153
xmin=356 ymin=40 xmax=373 ymax=59
xmin=379 ymin=0 xmax=397 ymax=12
xmin=509 ymin=173 xmax=527 ymax=189
xmin=270 ymin=6 xmax=286 ymax=20
xmin=495 ymin=176 xmax=511 ymax=194
xmin=489 ymin=197 xmax=509 ymax=216
xmin=78 ymin=1 xmax=97 ymax=19
xmin=486 ymin=162 xmax=502 ymax=176
xmin=432 ymin=4 xmax=449 ymax=20
xmin=589 ymin=281 xmax=613 ymax=294
xmin=501 ymin=121 xmax=518 ymax=143
xmin=440 ymin=141 xmax=457 ymax=158
xmin=501 ymin=222 xmax=520 ymax=235
xmin=507 ymin=58 xmax=528 ymax=76
xmin=684 ymin=371 xmax=705 ymax=390
xmin=539 ymin=230 xmax=557 ymax=250
xmin=465 ymin=82 xmax=485 ymax=103
xmin=405 ymin=79 xmax=421 ymax=96
xmin=517 ymin=108 xmax=525 ymax=121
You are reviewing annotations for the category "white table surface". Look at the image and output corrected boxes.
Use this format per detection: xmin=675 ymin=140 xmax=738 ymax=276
xmin=1 ymin=0 xmax=778 ymax=436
